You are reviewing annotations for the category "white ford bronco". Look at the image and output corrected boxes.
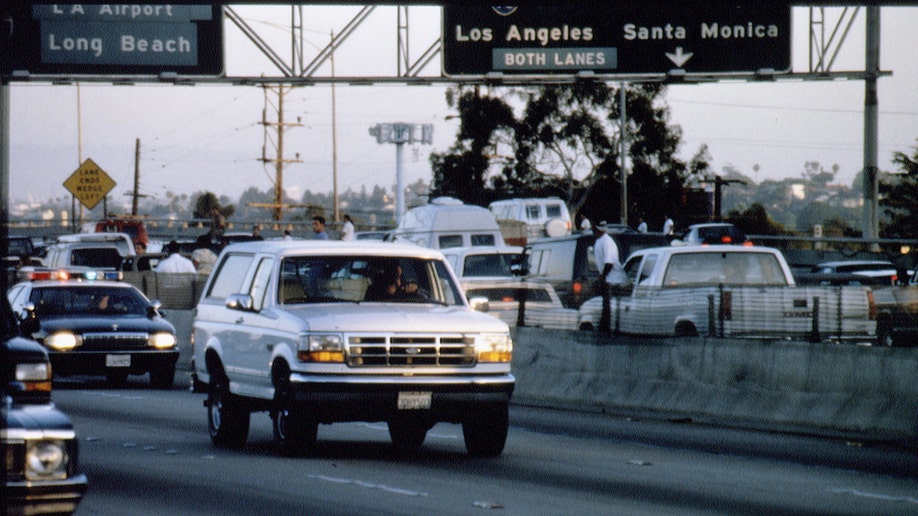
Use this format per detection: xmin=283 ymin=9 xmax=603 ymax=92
xmin=191 ymin=241 xmax=514 ymax=456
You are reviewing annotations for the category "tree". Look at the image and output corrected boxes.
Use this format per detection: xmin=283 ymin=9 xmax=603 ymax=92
xmin=430 ymin=81 xmax=689 ymax=229
xmin=192 ymin=191 xmax=234 ymax=220
xmin=726 ymin=203 xmax=788 ymax=236
xmin=879 ymin=141 xmax=918 ymax=237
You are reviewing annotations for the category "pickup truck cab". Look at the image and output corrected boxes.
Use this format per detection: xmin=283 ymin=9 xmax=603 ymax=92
xmin=192 ymin=241 xmax=514 ymax=457
xmin=578 ymin=245 xmax=876 ymax=341
xmin=0 ymin=294 xmax=87 ymax=513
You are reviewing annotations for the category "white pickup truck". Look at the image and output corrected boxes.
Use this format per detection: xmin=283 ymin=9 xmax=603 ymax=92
xmin=578 ymin=245 xmax=877 ymax=341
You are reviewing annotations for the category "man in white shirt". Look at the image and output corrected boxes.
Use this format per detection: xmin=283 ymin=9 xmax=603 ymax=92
xmin=340 ymin=214 xmax=356 ymax=241
xmin=637 ymin=217 xmax=648 ymax=233
xmin=592 ymin=225 xmax=629 ymax=333
xmin=156 ymin=241 xmax=196 ymax=274
xmin=662 ymin=215 xmax=675 ymax=236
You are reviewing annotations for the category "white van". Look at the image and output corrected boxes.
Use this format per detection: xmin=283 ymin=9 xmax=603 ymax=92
xmin=489 ymin=198 xmax=572 ymax=239
xmin=388 ymin=197 xmax=506 ymax=249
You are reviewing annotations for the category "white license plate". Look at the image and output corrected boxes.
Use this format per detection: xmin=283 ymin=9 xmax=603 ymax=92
xmin=106 ymin=354 xmax=131 ymax=367
xmin=397 ymin=391 xmax=432 ymax=410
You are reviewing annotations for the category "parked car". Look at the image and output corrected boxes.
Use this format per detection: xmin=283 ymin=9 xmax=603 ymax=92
xmin=8 ymin=268 xmax=179 ymax=388
xmin=873 ymin=284 xmax=918 ymax=347
xmin=489 ymin=197 xmax=572 ymax=239
xmin=809 ymin=260 xmax=900 ymax=286
xmin=463 ymin=279 xmax=579 ymax=330
xmin=0 ymin=292 xmax=87 ymax=513
xmin=670 ymin=223 xmax=751 ymax=246
xmin=192 ymin=240 xmax=514 ymax=457
xmin=441 ymin=245 xmax=526 ymax=281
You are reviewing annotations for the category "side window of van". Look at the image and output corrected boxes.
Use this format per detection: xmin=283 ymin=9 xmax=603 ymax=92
xmin=525 ymin=205 xmax=540 ymax=221
xmin=439 ymin=235 xmax=463 ymax=248
xmin=470 ymin=234 xmax=496 ymax=246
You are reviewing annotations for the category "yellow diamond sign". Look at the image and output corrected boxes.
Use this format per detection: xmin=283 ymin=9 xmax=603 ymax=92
xmin=63 ymin=158 xmax=116 ymax=210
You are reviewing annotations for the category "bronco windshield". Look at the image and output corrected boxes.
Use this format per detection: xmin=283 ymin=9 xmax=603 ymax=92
xmin=279 ymin=255 xmax=466 ymax=306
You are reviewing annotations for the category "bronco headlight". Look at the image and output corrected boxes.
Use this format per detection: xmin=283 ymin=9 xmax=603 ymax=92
xmin=25 ymin=440 xmax=69 ymax=480
xmin=45 ymin=332 xmax=80 ymax=351
xmin=478 ymin=333 xmax=513 ymax=363
xmin=149 ymin=332 xmax=177 ymax=349
xmin=297 ymin=333 xmax=344 ymax=363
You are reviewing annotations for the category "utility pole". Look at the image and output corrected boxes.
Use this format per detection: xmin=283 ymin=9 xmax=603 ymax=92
xmin=862 ymin=6 xmax=880 ymax=246
xmin=619 ymin=83 xmax=628 ymax=226
xmin=260 ymin=84 xmax=302 ymax=221
xmin=132 ymin=138 xmax=140 ymax=216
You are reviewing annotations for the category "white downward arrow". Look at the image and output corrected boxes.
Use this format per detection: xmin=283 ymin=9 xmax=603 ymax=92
xmin=666 ymin=47 xmax=694 ymax=67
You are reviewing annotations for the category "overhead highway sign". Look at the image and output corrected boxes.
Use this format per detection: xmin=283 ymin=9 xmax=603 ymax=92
xmin=443 ymin=4 xmax=791 ymax=77
xmin=1 ymin=4 xmax=223 ymax=77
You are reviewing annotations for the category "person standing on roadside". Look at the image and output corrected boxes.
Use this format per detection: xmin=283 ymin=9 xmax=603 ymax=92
xmin=340 ymin=214 xmax=356 ymax=241
xmin=662 ymin=215 xmax=675 ymax=236
xmin=312 ymin=216 xmax=330 ymax=240
xmin=592 ymin=224 xmax=629 ymax=333
xmin=156 ymin=241 xmax=196 ymax=274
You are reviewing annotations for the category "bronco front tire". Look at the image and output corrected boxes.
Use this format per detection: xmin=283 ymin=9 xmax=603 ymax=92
xmin=462 ymin=403 xmax=509 ymax=457
xmin=207 ymin=367 xmax=250 ymax=449
xmin=272 ymin=375 xmax=318 ymax=457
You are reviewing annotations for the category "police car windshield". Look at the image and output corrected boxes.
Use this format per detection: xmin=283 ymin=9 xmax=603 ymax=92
xmin=30 ymin=286 xmax=147 ymax=317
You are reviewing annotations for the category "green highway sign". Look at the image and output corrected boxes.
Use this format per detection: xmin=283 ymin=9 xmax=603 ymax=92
xmin=1 ymin=4 xmax=223 ymax=76
xmin=443 ymin=4 xmax=791 ymax=76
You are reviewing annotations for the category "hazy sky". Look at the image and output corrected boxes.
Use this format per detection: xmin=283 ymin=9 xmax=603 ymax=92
xmin=7 ymin=6 xmax=917 ymax=210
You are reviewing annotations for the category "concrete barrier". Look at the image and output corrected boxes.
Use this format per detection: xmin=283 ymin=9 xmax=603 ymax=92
xmin=511 ymin=327 xmax=918 ymax=441
xmin=162 ymin=311 xmax=918 ymax=441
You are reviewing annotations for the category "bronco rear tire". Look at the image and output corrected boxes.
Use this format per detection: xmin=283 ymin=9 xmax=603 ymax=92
xmin=207 ymin=367 xmax=250 ymax=449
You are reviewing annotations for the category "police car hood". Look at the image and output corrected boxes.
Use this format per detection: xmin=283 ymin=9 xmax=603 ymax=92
xmin=38 ymin=314 xmax=175 ymax=335
xmin=3 ymin=404 xmax=76 ymax=431
xmin=279 ymin=303 xmax=509 ymax=333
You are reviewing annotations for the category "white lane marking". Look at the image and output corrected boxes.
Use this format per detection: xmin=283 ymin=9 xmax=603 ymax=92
xmin=309 ymin=475 xmax=428 ymax=497
xmin=830 ymin=488 xmax=918 ymax=505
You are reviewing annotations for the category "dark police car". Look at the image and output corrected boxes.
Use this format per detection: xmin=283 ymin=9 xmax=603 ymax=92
xmin=1 ymin=291 xmax=87 ymax=513
xmin=8 ymin=269 xmax=179 ymax=389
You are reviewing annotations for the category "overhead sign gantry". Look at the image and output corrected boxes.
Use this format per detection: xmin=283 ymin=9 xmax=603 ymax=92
xmin=442 ymin=4 xmax=791 ymax=77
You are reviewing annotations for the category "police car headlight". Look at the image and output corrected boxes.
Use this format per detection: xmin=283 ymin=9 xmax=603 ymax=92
xmin=45 ymin=332 xmax=80 ymax=351
xmin=478 ymin=333 xmax=513 ymax=363
xmin=149 ymin=332 xmax=177 ymax=349
xmin=15 ymin=361 xmax=52 ymax=393
xmin=297 ymin=333 xmax=344 ymax=363
xmin=25 ymin=440 xmax=69 ymax=480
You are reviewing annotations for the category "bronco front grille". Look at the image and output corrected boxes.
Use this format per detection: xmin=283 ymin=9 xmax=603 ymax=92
xmin=80 ymin=332 xmax=149 ymax=351
xmin=346 ymin=335 xmax=475 ymax=367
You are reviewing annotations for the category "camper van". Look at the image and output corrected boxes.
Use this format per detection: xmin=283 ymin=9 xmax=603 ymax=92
xmin=489 ymin=197 xmax=572 ymax=239
xmin=387 ymin=197 xmax=506 ymax=249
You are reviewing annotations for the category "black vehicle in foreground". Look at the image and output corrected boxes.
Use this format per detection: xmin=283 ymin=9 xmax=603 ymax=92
xmin=0 ymin=292 xmax=87 ymax=513
xmin=8 ymin=269 xmax=179 ymax=389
